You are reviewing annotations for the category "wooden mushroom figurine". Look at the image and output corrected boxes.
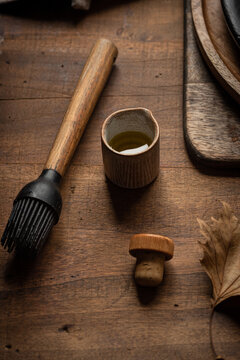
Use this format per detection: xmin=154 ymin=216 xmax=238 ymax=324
xmin=129 ymin=234 xmax=174 ymax=287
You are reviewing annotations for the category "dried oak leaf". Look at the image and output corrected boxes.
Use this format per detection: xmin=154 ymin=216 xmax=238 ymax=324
xmin=198 ymin=202 xmax=240 ymax=307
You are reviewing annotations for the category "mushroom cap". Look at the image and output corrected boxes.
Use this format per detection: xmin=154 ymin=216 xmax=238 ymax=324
xmin=129 ymin=233 xmax=174 ymax=260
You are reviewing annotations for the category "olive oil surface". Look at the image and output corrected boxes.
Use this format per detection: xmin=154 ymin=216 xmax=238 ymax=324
xmin=109 ymin=131 xmax=152 ymax=154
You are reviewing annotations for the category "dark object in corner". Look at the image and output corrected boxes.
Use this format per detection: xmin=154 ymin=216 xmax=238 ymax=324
xmin=72 ymin=0 xmax=91 ymax=10
xmin=221 ymin=0 xmax=240 ymax=48
xmin=0 ymin=0 xmax=92 ymax=10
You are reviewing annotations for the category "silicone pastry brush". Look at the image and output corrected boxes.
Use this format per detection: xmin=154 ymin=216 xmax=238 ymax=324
xmin=1 ymin=38 xmax=118 ymax=255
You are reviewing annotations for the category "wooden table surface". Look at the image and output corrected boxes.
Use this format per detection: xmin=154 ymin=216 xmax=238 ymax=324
xmin=0 ymin=0 xmax=239 ymax=359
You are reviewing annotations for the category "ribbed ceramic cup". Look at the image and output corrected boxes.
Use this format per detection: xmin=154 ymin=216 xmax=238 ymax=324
xmin=101 ymin=108 xmax=159 ymax=189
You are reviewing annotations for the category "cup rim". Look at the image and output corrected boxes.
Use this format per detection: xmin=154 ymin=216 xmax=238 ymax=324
xmin=101 ymin=107 xmax=159 ymax=157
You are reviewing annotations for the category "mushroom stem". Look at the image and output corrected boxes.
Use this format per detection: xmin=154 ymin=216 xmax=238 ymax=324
xmin=135 ymin=251 xmax=165 ymax=287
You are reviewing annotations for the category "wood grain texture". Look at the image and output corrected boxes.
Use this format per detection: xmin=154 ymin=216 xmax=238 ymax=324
xmin=45 ymin=38 xmax=118 ymax=176
xmin=191 ymin=0 xmax=240 ymax=103
xmin=0 ymin=0 xmax=240 ymax=359
xmin=0 ymin=94 xmax=185 ymax=168
xmin=129 ymin=234 xmax=174 ymax=260
xmin=204 ymin=0 xmax=240 ymax=81
xmin=184 ymin=0 xmax=240 ymax=167
xmin=0 ymin=164 xmax=240 ymax=359
xmin=0 ymin=1 xmax=183 ymax=100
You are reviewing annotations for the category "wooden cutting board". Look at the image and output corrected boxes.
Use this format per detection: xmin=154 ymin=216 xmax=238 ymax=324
xmin=184 ymin=0 xmax=240 ymax=167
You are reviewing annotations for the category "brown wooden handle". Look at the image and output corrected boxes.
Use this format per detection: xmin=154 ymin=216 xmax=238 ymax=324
xmin=45 ymin=38 xmax=118 ymax=176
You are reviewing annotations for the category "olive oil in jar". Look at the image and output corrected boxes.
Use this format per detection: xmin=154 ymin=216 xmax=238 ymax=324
xmin=109 ymin=131 xmax=152 ymax=155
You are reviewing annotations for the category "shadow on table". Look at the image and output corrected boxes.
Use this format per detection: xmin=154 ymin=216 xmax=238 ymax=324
xmin=216 ymin=296 xmax=240 ymax=319
xmin=4 ymin=252 xmax=37 ymax=285
xmin=0 ymin=0 xmax=139 ymax=22
xmin=105 ymin=176 xmax=156 ymax=224
xmin=214 ymin=297 xmax=240 ymax=355
xmin=3 ymin=234 xmax=55 ymax=285
xmin=136 ymin=283 xmax=159 ymax=304
xmin=185 ymin=146 xmax=240 ymax=178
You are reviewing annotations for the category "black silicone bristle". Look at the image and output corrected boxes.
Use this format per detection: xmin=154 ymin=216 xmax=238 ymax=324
xmin=1 ymin=198 xmax=56 ymax=255
xmin=1 ymin=169 xmax=62 ymax=256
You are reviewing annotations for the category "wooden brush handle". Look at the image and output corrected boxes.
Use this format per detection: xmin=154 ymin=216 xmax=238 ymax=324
xmin=45 ymin=38 xmax=118 ymax=176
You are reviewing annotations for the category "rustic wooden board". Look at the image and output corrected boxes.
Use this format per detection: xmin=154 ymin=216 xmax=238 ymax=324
xmin=204 ymin=0 xmax=240 ymax=84
xmin=192 ymin=0 xmax=240 ymax=103
xmin=184 ymin=0 xmax=240 ymax=167
xmin=0 ymin=1 xmax=240 ymax=359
